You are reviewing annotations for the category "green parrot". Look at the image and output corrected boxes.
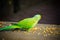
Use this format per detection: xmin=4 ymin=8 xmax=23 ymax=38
xmin=0 ymin=14 xmax=41 ymax=31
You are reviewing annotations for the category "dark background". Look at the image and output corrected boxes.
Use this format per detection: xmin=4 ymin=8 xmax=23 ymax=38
xmin=0 ymin=0 xmax=60 ymax=24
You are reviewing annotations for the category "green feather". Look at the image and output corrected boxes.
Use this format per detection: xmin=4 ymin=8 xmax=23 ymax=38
xmin=0 ymin=14 xmax=41 ymax=31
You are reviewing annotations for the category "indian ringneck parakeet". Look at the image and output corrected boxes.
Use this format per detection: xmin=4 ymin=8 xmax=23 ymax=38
xmin=0 ymin=14 xmax=41 ymax=31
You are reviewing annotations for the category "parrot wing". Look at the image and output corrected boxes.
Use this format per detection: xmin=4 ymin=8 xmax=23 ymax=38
xmin=17 ymin=18 xmax=40 ymax=31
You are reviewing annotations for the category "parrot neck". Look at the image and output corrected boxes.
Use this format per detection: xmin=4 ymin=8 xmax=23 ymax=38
xmin=33 ymin=17 xmax=40 ymax=21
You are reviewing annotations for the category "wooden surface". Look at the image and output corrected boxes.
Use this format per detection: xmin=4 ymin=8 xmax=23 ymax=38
xmin=0 ymin=22 xmax=60 ymax=40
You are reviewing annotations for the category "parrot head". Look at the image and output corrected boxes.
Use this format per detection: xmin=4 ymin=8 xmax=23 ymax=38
xmin=33 ymin=14 xmax=41 ymax=21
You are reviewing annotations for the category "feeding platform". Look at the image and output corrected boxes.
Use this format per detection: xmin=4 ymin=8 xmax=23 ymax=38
xmin=0 ymin=22 xmax=60 ymax=40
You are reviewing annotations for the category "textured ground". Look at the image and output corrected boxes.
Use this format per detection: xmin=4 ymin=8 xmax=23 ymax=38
xmin=0 ymin=22 xmax=60 ymax=40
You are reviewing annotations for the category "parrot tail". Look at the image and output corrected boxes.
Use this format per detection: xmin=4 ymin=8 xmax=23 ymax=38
xmin=0 ymin=25 xmax=20 ymax=31
xmin=0 ymin=26 xmax=13 ymax=31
